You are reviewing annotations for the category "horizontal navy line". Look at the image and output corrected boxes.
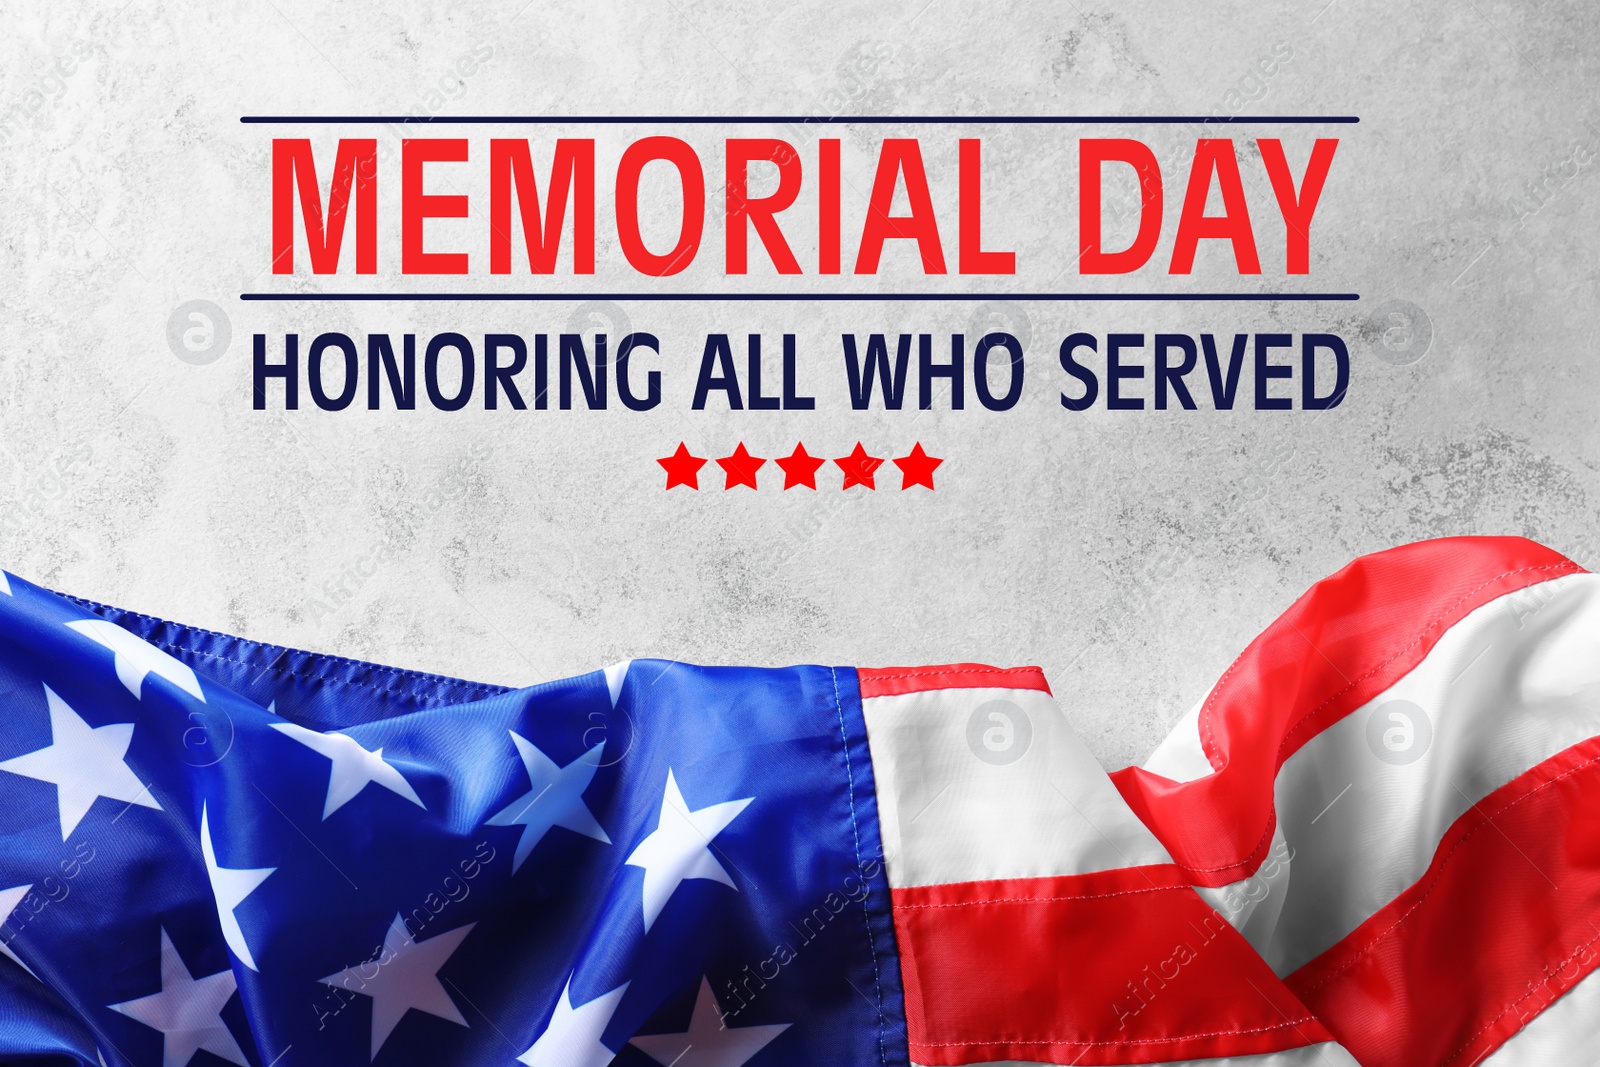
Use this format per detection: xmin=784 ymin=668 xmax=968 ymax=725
xmin=239 ymin=292 xmax=1360 ymax=302
xmin=239 ymin=115 xmax=1359 ymax=125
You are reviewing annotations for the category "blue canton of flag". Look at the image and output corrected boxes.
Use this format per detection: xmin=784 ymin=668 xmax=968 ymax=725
xmin=0 ymin=571 xmax=909 ymax=1067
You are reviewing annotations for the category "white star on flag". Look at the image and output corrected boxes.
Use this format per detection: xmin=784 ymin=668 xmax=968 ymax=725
xmin=0 ymin=685 xmax=161 ymax=839
xmin=319 ymin=914 xmax=475 ymax=1061
xmin=485 ymin=734 xmax=609 ymax=871
xmin=630 ymin=977 xmax=790 ymax=1066
xmin=625 ymin=769 xmax=752 ymax=931
xmin=199 ymin=804 xmax=273 ymax=972
xmin=270 ymin=722 xmax=425 ymax=820
xmin=518 ymin=977 xmax=628 ymax=1067
xmin=108 ymin=928 xmax=247 ymax=1067
xmin=602 ymin=660 xmax=631 ymax=706
xmin=64 ymin=619 xmax=205 ymax=702
xmin=0 ymin=884 xmax=37 ymax=979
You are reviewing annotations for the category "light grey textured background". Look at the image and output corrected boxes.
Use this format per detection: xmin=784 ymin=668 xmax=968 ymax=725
xmin=2 ymin=0 xmax=1597 ymax=772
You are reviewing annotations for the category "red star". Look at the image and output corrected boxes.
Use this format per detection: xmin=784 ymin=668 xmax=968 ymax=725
xmin=834 ymin=442 xmax=884 ymax=490
xmin=893 ymin=442 xmax=943 ymax=490
xmin=657 ymin=442 xmax=706 ymax=490
xmin=716 ymin=443 xmax=765 ymax=490
xmin=774 ymin=442 xmax=826 ymax=490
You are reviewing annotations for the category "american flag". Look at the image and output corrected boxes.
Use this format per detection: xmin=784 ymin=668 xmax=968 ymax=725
xmin=0 ymin=535 xmax=1593 ymax=1066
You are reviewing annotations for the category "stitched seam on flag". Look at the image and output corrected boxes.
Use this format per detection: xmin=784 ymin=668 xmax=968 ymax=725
xmin=171 ymin=642 xmax=504 ymax=696
xmin=63 ymin=596 xmax=506 ymax=697
xmin=1440 ymin=927 xmax=1600 ymax=1067
xmin=1206 ymin=562 xmax=1580 ymax=769
xmin=863 ymin=668 xmax=1043 ymax=684
xmin=1191 ymin=562 xmax=1578 ymax=877
xmin=1269 ymin=564 xmax=1577 ymax=754
xmin=905 ymin=1017 xmax=1317 ymax=1048
xmin=894 ymin=885 xmax=1189 ymax=908
xmin=1297 ymin=748 xmax=1600 ymax=996
xmin=1436 ymin=926 xmax=1600 ymax=1067
xmin=834 ymin=666 xmax=889 ymax=1067
xmin=163 ymin=643 xmax=500 ymax=705
xmin=865 ymin=669 xmax=1034 ymax=679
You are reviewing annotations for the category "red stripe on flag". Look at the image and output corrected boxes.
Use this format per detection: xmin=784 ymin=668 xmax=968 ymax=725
xmin=858 ymin=663 xmax=1052 ymax=698
xmin=893 ymin=866 xmax=1332 ymax=1065
xmin=1286 ymin=735 xmax=1600 ymax=1067
xmin=1111 ymin=536 xmax=1582 ymax=886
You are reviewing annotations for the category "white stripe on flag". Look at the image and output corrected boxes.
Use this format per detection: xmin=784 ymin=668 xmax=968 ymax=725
xmin=1168 ymin=572 xmax=1600 ymax=975
xmin=863 ymin=685 xmax=1171 ymax=888
xmin=1481 ymin=959 xmax=1600 ymax=1063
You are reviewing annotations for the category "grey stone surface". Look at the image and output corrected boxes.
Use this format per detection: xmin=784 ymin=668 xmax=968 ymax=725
xmin=1 ymin=0 xmax=1596 ymax=772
